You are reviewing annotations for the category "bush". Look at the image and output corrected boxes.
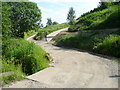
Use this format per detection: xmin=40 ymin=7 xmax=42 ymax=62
xmin=94 ymin=35 xmax=120 ymax=57
xmin=2 ymin=38 xmax=49 ymax=75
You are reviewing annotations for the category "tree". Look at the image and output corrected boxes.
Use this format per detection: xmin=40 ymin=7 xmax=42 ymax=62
xmin=2 ymin=2 xmax=12 ymax=38
xmin=53 ymin=21 xmax=58 ymax=25
xmin=46 ymin=18 xmax=52 ymax=26
xmin=40 ymin=23 xmax=44 ymax=28
xmin=7 ymin=2 xmax=41 ymax=38
xmin=67 ymin=7 xmax=76 ymax=25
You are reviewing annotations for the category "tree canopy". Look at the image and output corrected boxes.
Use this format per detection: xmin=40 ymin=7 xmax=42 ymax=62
xmin=2 ymin=2 xmax=41 ymax=38
xmin=2 ymin=2 xmax=12 ymax=38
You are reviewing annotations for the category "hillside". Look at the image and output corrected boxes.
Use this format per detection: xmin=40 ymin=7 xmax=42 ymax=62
xmin=55 ymin=3 xmax=120 ymax=58
xmin=69 ymin=4 xmax=120 ymax=31
xmin=34 ymin=23 xmax=68 ymax=40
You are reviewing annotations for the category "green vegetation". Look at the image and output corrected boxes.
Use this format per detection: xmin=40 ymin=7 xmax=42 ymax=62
xmin=1 ymin=60 xmax=25 ymax=86
xmin=3 ymin=38 xmax=49 ymax=75
xmin=34 ymin=23 xmax=69 ymax=40
xmin=2 ymin=2 xmax=41 ymax=38
xmin=55 ymin=3 xmax=120 ymax=58
xmin=70 ymin=4 xmax=120 ymax=31
xmin=93 ymin=35 xmax=120 ymax=57
xmin=56 ymin=31 xmax=120 ymax=58
xmin=24 ymin=30 xmax=37 ymax=39
xmin=1 ymin=38 xmax=49 ymax=86
xmin=2 ymin=2 xmax=12 ymax=38
xmin=1 ymin=1 xmax=120 ymax=86
xmin=1 ymin=2 xmax=49 ymax=86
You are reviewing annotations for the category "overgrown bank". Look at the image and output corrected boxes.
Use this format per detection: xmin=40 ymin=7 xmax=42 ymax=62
xmin=1 ymin=38 xmax=50 ymax=86
xmin=55 ymin=29 xmax=120 ymax=58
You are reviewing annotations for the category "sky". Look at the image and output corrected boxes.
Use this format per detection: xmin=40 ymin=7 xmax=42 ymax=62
xmin=29 ymin=0 xmax=100 ymax=26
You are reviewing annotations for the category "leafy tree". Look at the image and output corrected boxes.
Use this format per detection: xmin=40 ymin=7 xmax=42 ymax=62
xmin=2 ymin=2 xmax=12 ymax=38
xmin=53 ymin=21 xmax=58 ymax=25
xmin=46 ymin=18 xmax=52 ymax=26
xmin=67 ymin=7 xmax=76 ymax=25
xmin=8 ymin=2 xmax=41 ymax=38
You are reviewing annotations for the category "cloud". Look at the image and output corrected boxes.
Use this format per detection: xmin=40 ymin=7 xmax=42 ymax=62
xmin=34 ymin=1 xmax=100 ymax=26
xmin=37 ymin=5 xmax=66 ymax=25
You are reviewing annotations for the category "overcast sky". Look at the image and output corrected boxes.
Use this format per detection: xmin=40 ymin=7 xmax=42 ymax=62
xmin=29 ymin=0 xmax=100 ymax=26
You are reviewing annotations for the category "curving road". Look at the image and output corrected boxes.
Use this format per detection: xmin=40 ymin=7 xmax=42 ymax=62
xmin=4 ymin=28 xmax=118 ymax=88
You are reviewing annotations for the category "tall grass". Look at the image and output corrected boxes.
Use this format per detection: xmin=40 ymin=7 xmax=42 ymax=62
xmin=1 ymin=37 xmax=50 ymax=86
xmin=1 ymin=59 xmax=25 ymax=86
xmin=2 ymin=38 xmax=49 ymax=75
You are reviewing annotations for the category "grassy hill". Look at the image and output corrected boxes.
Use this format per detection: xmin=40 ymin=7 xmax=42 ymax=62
xmin=69 ymin=4 xmax=120 ymax=31
xmin=34 ymin=23 xmax=68 ymax=40
xmin=55 ymin=4 xmax=120 ymax=58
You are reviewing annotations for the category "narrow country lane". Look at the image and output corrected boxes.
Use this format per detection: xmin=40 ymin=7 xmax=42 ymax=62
xmin=4 ymin=28 xmax=118 ymax=88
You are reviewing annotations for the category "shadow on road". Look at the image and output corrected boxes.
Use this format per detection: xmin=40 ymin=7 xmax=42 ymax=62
xmin=109 ymin=75 xmax=120 ymax=78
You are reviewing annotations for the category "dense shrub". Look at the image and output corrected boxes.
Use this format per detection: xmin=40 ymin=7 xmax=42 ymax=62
xmin=93 ymin=35 xmax=120 ymax=57
xmin=2 ymin=38 xmax=49 ymax=75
